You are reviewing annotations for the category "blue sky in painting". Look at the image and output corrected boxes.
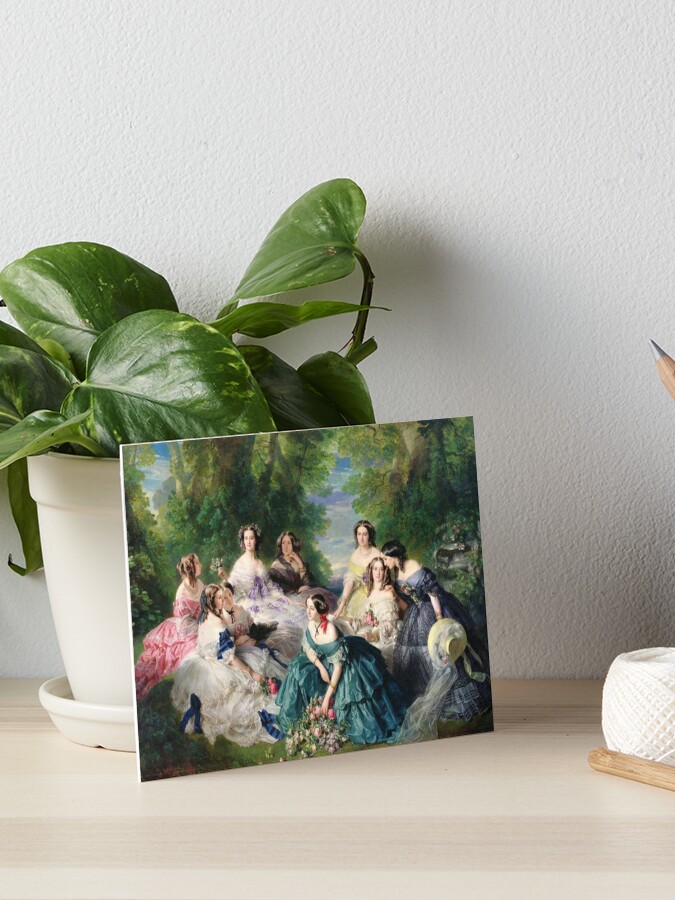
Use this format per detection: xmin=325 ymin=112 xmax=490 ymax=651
xmin=138 ymin=443 xmax=171 ymax=507
xmin=310 ymin=462 xmax=360 ymax=581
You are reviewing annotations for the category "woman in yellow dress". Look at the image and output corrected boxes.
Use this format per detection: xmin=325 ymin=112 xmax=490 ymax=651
xmin=333 ymin=520 xmax=380 ymax=623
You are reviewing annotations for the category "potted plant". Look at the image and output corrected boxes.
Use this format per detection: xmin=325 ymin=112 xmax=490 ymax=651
xmin=0 ymin=178 xmax=383 ymax=746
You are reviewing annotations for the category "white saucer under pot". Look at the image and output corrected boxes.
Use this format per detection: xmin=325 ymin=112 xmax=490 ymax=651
xmin=39 ymin=676 xmax=136 ymax=752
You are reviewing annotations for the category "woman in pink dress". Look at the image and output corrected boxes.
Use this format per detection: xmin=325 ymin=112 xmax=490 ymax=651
xmin=135 ymin=553 xmax=216 ymax=700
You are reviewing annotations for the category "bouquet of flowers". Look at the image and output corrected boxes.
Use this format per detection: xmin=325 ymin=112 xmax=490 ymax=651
xmin=210 ymin=557 xmax=223 ymax=573
xmin=284 ymin=696 xmax=349 ymax=758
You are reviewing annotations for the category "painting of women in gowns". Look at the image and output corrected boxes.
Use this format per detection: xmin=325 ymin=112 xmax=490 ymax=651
xmin=122 ymin=418 xmax=492 ymax=781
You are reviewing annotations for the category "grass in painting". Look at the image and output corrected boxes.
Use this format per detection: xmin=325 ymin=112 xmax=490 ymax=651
xmin=137 ymin=678 xmax=493 ymax=781
xmin=438 ymin=708 xmax=494 ymax=739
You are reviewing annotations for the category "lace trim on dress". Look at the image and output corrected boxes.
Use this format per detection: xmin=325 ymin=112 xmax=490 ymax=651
xmin=325 ymin=639 xmax=348 ymax=666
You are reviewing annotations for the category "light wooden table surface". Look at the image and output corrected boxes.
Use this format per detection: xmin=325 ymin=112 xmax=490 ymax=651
xmin=1 ymin=678 xmax=673 ymax=899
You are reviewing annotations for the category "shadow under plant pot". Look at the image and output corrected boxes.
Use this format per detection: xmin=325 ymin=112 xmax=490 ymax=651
xmin=28 ymin=453 xmax=135 ymax=751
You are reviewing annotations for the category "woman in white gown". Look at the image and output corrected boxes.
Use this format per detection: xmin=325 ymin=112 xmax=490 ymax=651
xmin=171 ymin=583 xmax=287 ymax=746
xmin=229 ymin=523 xmax=308 ymax=635
xmin=353 ymin=556 xmax=402 ymax=671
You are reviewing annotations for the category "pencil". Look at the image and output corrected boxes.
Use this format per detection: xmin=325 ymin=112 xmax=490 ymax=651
xmin=588 ymin=747 xmax=675 ymax=793
xmin=649 ymin=339 xmax=675 ymax=403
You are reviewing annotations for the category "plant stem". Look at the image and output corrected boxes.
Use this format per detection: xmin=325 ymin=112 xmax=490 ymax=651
xmin=72 ymin=436 xmax=108 ymax=458
xmin=344 ymin=250 xmax=374 ymax=362
xmin=345 ymin=337 xmax=377 ymax=365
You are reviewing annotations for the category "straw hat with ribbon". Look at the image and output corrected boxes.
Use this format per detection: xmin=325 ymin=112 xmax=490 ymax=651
xmin=427 ymin=617 xmax=467 ymax=668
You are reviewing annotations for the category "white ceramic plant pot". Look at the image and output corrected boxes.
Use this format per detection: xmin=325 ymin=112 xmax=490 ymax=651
xmin=28 ymin=453 xmax=133 ymax=707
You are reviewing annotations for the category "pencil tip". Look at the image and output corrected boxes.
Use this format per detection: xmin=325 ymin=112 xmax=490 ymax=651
xmin=649 ymin=339 xmax=667 ymax=361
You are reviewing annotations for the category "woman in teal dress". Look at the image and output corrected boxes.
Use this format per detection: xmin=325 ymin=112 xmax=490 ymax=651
xmin=276 ymin=594 xmax=407 ymax=744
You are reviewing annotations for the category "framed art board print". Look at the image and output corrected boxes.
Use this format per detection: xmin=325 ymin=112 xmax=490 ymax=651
xmin=121 ymin=417 xmax=493 ymax=781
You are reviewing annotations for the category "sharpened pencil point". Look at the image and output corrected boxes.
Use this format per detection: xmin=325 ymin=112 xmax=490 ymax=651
xmin=649 ymin=339 xmax=667 ymax=362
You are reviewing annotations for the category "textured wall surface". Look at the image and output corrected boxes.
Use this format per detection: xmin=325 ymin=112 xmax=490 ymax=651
xmin=1 ymin=1 xmax=674 ymax=678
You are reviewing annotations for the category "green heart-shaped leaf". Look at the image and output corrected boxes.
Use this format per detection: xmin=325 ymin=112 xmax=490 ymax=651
xmin=232 ymin=179 xmax=366 ymax=300
xmin=7 ymin=458 xmax=43 ymax=575
xmin=62 ymin=309 xmax=275 ymax=455
xmin=0 ymin=345 xmax=75 ymax=432
xmin=0 ymin=243 xmax=178 ymax=378
xmin=213 ymin=299 xmax=387 ymax=339
xmin=0 ymin=409 xmax=96 ymax=470
xmin=239 ymin=345 xmax=348 ymax=431
xmin=298 ymin=351 xmax=375 ymax=425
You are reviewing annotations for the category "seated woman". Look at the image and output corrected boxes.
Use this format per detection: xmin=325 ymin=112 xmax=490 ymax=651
xmin=269 ymin=531 xmax=338 ymax=610
xmin=381 ymin=539 xmax=490 ymax=719
xmin=333 ymin=520 xmax=381 ymax=622
xmin=229 ymin=523 xmax=307 ymax=634
xmin=171 ymin=583 xmax=287 ymax=746
xmin=353 ymin=556 xmax=402 ymax=671
xmin=135 ymin=552 xmax=206 ymax=700
xmin=276 ymin=594 xmax=408 ymax=745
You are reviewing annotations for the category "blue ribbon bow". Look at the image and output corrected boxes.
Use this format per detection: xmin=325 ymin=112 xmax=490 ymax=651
xmin=179 ymin=693 xmax=203 ymax=734
xmin=217 ymin=628 xmax=235 ymax=659
xmin=258 ymin=709 xmax=284 ymax=741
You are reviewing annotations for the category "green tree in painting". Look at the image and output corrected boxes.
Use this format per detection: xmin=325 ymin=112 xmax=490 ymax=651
xmin=257 ymin=430 xmax=334 ymax=584
xmin=163 ymin=436 xmax=259 ymax=569
xmin=123 ymin=445 xmax=174 ymax=635
xmin=337 ymin=418 xmax=480 ymax=560
xmin=160 ymin=431 xmax=335 ymax=585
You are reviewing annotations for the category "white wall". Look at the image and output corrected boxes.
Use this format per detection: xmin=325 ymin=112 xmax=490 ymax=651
xmin=1 ymin=1 xmax=673 ymax=678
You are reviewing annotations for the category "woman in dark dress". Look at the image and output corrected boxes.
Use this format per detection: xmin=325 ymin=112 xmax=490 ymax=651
xmin=268 ymin=531 xmax=338 ymax=609
xmin=380 ymin=540 xmax=490 ymax=720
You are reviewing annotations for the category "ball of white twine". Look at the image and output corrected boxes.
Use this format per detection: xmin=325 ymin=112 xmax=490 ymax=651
xmin=602 ymin=647 xmax=675 ymax=766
